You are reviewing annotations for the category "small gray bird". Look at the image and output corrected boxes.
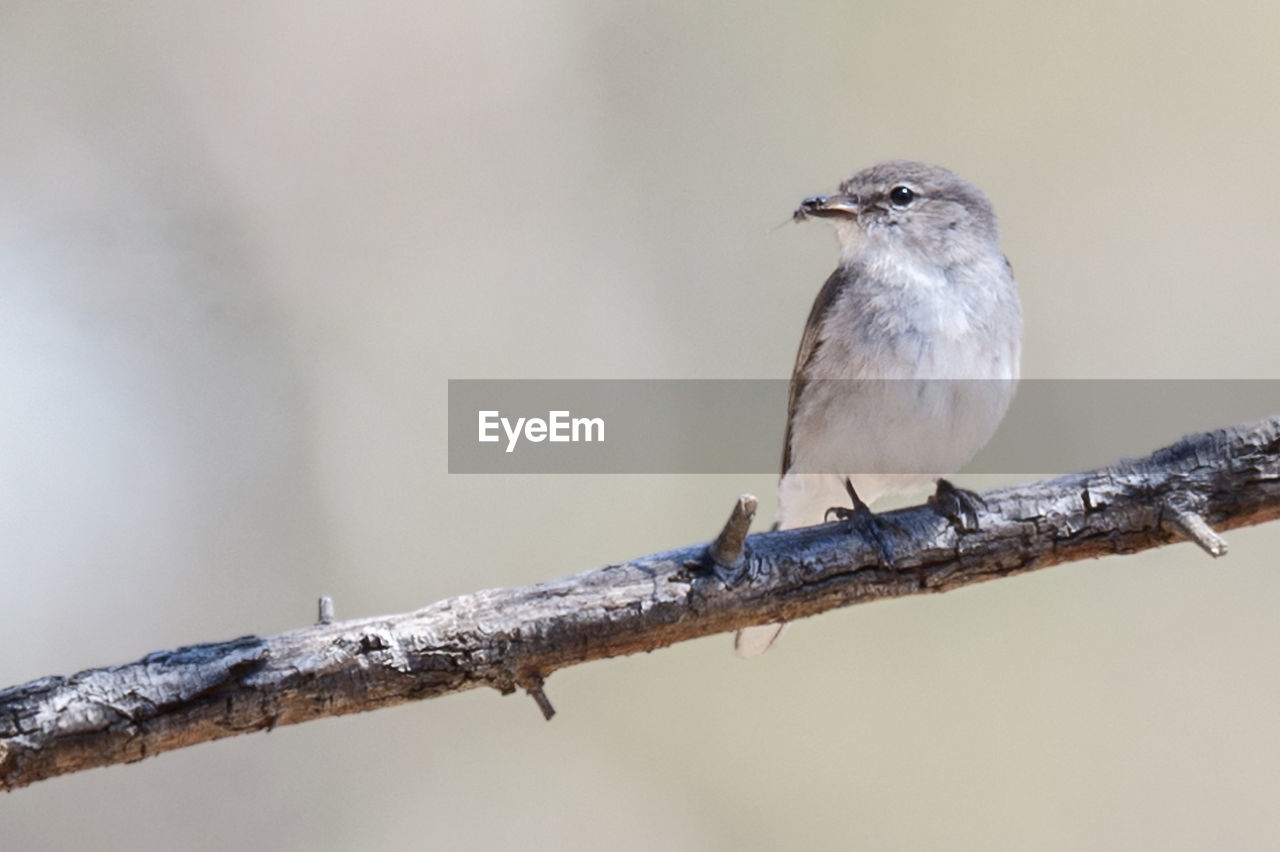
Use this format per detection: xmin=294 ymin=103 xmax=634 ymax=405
xmin=735 ymin=160 xmax=1022 ymax=657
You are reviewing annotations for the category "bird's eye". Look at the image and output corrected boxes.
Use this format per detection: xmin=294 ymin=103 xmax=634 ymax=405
xmin=889 ymin=185 xmax=915 ymax=206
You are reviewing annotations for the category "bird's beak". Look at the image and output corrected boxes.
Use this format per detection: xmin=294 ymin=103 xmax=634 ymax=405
xmin=792 ymin=193 xmax=860 ymax=222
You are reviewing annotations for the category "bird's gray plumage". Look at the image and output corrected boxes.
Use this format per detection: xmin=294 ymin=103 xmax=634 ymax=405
xmin=735 ymin=160 xmax=1022 ymax=657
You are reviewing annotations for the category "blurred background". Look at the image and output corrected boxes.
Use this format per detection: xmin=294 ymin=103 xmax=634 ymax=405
xmin=4 ymin=2 xmax=1280 ymax=849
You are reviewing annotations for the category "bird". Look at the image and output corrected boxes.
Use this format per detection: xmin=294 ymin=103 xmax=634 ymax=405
xmin=735 ymin=160 xmax=1023 ymax=657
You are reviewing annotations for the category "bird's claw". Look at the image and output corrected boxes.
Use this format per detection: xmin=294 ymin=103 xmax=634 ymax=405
xmin=826 ymin=478 xmax=896 ymax=566
xmin=930 ymin=478 xmax=986 ymax=533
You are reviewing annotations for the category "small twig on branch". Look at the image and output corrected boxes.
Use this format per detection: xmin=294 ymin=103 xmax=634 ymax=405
xmin=2 ymin=417 xmax=1279 ymax=791
xmin=519 ymin=674 xmax=556 ymax=721
xmin=708 ymin=494 xmax=759 ymax=578
xmin=317 ymin=596 xmax=335 ymax=625
xmin=1162 ymin=501 xmax=1229 ymax=557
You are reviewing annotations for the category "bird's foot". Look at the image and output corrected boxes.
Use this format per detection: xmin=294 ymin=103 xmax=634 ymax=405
xmin=929 ymin=479 xmax=986 ymax=533
xmin=826 ymin=478 xmax=896 ymax=566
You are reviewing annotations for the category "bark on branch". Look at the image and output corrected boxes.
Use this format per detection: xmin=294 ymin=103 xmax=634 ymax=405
xmin=3 ymin=417 xmax=1279 ymax=791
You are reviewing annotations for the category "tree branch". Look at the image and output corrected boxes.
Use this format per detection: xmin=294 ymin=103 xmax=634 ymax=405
xmin=3 ymin=417 xmax=1279 ymax=791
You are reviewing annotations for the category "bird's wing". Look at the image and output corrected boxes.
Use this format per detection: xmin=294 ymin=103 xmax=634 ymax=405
xmin=741 ymin=267 xmax=853 ymax=660
xmin=781 ymin=265 xmax=851 ymax=474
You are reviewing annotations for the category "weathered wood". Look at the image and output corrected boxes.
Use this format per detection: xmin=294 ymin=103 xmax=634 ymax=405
xmin=2 ymin=417 xmax=1278 ymax=791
